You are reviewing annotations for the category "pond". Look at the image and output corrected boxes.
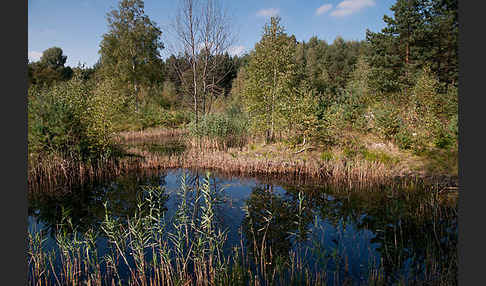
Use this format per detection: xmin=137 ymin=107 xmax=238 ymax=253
xmin=28 ymin=168 xmax=457 ymax=285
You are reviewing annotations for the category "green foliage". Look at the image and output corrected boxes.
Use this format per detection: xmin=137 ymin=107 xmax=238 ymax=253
xmin=361 ymin=149 xmax=398 ymax=165
xmin=188 ymin=113 xmax=248 ymax=140
xmin=366 ymin=0 xmax=458 ymax=93
xmin=160 ymin=80 xmax=179 ymax=109
xmin=139 ymin=104 xmax=167 ymax=129
xmin=286 ymin=85 xmax=319 ymax=143
xmin=394 ymin=129 xmax=414 ymax=150
xmin=242 ymin=16 xmax=299 ymax=142
xmin=434 ymin=129 xmax=455 ymax=149
xmin=98 ymin=0 xmax=164 ymax=106
xmin=320 ymin=150 xmax=334 ymax=161
xmin=449 ymin=113 xmax=458 ymax=139
xmin=412 ymin=65 xmax=440 ymax=121
xmin=372 ymin=103 xmax=402 ymax=140
xmin=40 ymin=47 xmax=67 ymax=69
xmin=29 ymin=47 xmax=73 ymax=86
xmin=317 ymin=104 xmax=346 ymax=146
xmin=28 ymin=77 xmax=119 ymax=162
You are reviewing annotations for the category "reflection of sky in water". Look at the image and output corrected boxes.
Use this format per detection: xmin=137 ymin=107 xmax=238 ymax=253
xmin=28 ymin=168 xmax=456 ymax=284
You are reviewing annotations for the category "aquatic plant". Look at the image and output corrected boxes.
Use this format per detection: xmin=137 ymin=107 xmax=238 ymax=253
xmin=28 ymin=172 xmax=457 ymax=285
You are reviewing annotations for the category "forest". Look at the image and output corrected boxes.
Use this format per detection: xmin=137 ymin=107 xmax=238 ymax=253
xmin=28 ymin=0 xmax=458 ymax=183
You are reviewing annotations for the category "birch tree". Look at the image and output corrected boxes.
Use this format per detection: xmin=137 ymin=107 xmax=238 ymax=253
xmin=168 ymin=0 xmax=234 ymax=124
xmin=242 ymin=16 xmax=299 ymax=143
xmin=99 ymin=0 xmax=164 ymax=110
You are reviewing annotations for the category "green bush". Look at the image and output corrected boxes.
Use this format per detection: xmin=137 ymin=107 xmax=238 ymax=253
xmin=168 ymin=110 xmax=192 ymax=127
xmin=434 ymin=120 xmax=456 ymax=149
xmin=339 ymin=88 xmax=367 ymax=125
xmin=28 ymin=77 xmax=118 ymax=162
xmin=394 ymin=128 xmax=414 ymax=150
xmin=139 ymin=104 xmax=167 ymax=129
xmin=188 ymin=113 xmax=248 ymax=139
xmin=317 ymin=104 xmax=346 ymax=146
xmin=449 ymin=114 xmax=458 ymax=140
xmin=372 ymin=103 xmax=402 ymax=139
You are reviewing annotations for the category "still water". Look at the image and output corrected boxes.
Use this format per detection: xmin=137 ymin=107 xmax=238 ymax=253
xmin=28 ymin=168 xmax=457 ymax=285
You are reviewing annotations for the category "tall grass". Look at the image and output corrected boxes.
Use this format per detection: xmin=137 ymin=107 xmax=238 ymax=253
xmin=188 ymin=113 xmax=249 ymax=150
xmin=28 ymin=172 xmax=457 ymax=285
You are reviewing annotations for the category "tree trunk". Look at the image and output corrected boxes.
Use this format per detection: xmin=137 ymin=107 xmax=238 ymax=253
xmin=271 ymin=66 xmax=277 ymax=143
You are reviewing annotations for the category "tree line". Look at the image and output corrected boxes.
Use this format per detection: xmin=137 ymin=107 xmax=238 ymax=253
xmin=28 ymin=0 xmax=458 ymax=164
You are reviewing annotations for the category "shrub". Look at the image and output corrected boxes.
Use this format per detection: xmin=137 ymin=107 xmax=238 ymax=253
xmin=188 ymin=113 xmax=248 ymax=139
xmin=317 ymin=104 xmax=346 ymax=146
xmin=28 ymin=77 xmax=119 ymax=162
xmin=449 ymin=114 xmax=458 ymax=139
xmin=372 ymin=103 xmax=402 ymax=140
xmin=139 ymin=103 xmax=167 ymax=129
xmin=169 ymin=110 xmax=192 ymax=127
xmin=339 ymin=89 xmax=367 ymax=125
xmin=394 ymin=128 xmax=414 ymax=150
xmin=434 ymin=119 xmax=457 ymax=149
xmin=413 ymin=65 xmax=440 ymax=119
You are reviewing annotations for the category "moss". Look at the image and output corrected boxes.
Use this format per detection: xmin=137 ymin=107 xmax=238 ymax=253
xmin=320 ymin=150 xmax=334 ymax=161
xmin=361 ymin=149 xmax=398 ymax=166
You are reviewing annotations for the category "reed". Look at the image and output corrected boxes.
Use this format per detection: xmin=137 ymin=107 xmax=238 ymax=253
xmin=29 ymin=127 xmax=457 ymax=195
xmin=28 ymin=173 xmax=457 ymax=286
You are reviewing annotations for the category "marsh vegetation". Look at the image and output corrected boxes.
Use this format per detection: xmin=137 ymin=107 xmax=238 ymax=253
xmin=27 ymin=0 xmax=458 ymax=284
xmin=28 ymin=170 xmax=457 ymax=285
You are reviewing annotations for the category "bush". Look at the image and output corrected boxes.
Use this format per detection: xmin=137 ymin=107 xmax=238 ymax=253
xmin=139 ymin=104 xmax=167 ymax=129
xmin=188 ymin=113 xmax=248 ymax=139
xmin=28 ymin=77 xmax=118 ymax=162
xmin=372 ymin=103 xmax=402 ymax=140
xmin=394 ymin=128 xmax=414 ymax=150
xmin=317 ymin=104 xmax=346 ymax=146
xmin=449 ymin=114 xmax=458 ymax=139
xmin=434 ymin=119 xmax=457 ymax=149
xmin=167 ymin=110 xmax=192 ymax=128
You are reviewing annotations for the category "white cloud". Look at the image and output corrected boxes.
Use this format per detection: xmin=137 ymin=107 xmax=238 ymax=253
xmin=227 ymin=45 xmax=246 ymax=57
xmin=28 ymin=51 xmax=42 ymax=62
xmin=316 ymin=4 xmax=333 ymax=15
xmin=256 ymin=8 xmax=279 ymax=17
xmin=330 ymin=0 xmax=375 ymax=17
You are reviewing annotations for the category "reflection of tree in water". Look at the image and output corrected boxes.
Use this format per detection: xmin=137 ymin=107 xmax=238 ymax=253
xmin=359 ymin=192 xmax=458 ymax=283
xmin=242 ymin=184 xmax=314 ymax=267
xmin=282 ymin=184 xmax=458 ymax=284
xmin=28 ymin=170 xmax=170 ymax=238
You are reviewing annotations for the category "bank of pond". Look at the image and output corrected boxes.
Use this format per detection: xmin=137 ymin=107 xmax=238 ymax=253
xmin=28 ymin=168 xmax=457 ymax=285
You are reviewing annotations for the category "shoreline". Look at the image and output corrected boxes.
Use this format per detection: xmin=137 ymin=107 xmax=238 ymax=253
xmin=28 ymin=127 xmax=458 ymax=193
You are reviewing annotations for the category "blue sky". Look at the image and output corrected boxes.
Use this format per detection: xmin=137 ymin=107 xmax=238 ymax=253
xmin=28 ymin=0 xmax=395 ymax=67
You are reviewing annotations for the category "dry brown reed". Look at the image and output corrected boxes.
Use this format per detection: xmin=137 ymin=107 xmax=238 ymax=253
xmin=29 ymin=127 xmax=457 ymax=194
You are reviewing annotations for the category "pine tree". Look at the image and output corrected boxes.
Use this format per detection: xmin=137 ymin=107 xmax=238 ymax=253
xmin=366 ymin=0 xmax=457 ymax=92
xmin=366 ymin=0 xmax=426 ymax=93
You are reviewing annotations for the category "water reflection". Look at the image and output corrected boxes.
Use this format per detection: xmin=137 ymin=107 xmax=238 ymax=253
xmin=28 ymin=171 xmax=168 ymax=238
xmin=28 ymin=168 xmax=457 ymax=284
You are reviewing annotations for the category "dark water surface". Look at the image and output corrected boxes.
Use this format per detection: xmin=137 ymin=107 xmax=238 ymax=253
xmin=28 ymin=168 xmax=457 ymax=285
